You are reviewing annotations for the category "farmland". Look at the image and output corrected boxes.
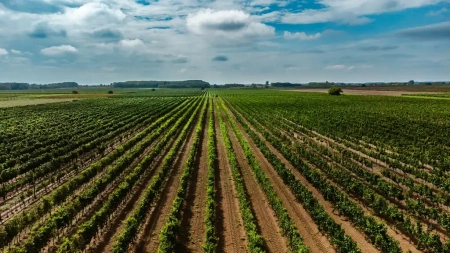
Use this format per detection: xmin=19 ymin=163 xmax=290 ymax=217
xmin=1 ymin=89 xmax=450 ymax=253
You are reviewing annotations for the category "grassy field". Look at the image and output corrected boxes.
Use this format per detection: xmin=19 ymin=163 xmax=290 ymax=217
xmin=0 ymin=88 xmax=204 ymax=107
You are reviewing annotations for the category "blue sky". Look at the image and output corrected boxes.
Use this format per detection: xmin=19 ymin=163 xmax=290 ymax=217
xmin=0 ymin=0 xmax=449 ymax=84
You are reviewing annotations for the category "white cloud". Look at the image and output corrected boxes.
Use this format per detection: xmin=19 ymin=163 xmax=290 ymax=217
xmin=10 ymin=49 xmax=33 ymax=56
xmin=186 ymin=9 xmax=275 ymax=39
xmin=0 ymin=48 xmax=8 ymax=55
xmin=179 ymin=68 xmax=187 ymax=73
xmin=119 ymin=39 xmax=144 ymax=49
xmin=326 ymin=64 xmax=346 ymax=70
xmin=284 ymin=31 xmax=321 ymax=40
xmin=41 ymin=45 xmax=78 ymax=56
xmin=282 ymin=0 xmax=444 ymax=24
xmin=64 ymin=2 xmax=126 ymax=26
xmin=326 ymin=64 xmax=374 ymax=70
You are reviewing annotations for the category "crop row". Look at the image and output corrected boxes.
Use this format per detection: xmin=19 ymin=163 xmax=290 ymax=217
xmin=0 ymin=98 xmax=196 ymax=250
xmin=221 ymin=101 xmax=310 ymax=253
xmin=111 ymin=96 xmax=204 ymax=253
xmin=216 ymin=102 xmax=266 ymax=253
xmin=203 ymin=98 xmax=218 ymax=252
xmin=56 ymin=98 xmax=205 ymax=253
xmin=158 ymin=98 xmax=207 ymax=252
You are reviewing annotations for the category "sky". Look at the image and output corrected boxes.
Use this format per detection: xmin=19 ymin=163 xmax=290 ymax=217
xmin=0 ymin=0 xmax=449 ymax=84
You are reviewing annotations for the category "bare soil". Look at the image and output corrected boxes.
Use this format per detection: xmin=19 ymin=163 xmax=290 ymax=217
xmin=180 ymin=110 xmax=209 ymax=252
xmin=223 ymin=110 xmax=289 ymax=253
xmin=133 ymin=118 xmax=198 ymax=253
xmin=215 ymin=104 xmax=249 ymax=253
xmin=86 ymin=136 xmax=175 ymax=253
xmin=226 ymin=107 xmax=336 ymax=253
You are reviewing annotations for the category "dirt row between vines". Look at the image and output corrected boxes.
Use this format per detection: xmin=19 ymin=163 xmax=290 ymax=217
xmin=214 ymin=101 xmax=249 ymax=253
xmin=224 ymin=106 xmax=336 ymax=253
xmin=220 ymin=107 xmax=289 ymax=253
xmin=286 ymin=125 xmax=450 ymax=241
xmin=8 ymin=123 xmax=170 ymax=252
xmin=179 ymin=108 xmax=210 ymax=252
xmin=132 ymin=113 xmax=199 ymax=253
xmin=86 ymin=130 xmax=181 ymax=253
xmin=229 ymin=106 xmax=422 ymax=252
xmin=223 ymin=101 xmax=381 ymax=253
xmin=0 ymin=117 xmax=152 ymax=223
xmin=263 ymin=112 xmax=421 ymax=252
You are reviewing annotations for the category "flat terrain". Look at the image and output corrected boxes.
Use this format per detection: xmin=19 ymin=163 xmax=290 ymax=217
xmin=2 ymin=88 xmax=450 ymax=253
xmin=287 ymin=88 xmax=446 ymax=96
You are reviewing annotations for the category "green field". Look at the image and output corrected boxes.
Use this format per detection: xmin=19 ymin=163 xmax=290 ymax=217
xmin=1 ymin=89 xmax=450 ymax=253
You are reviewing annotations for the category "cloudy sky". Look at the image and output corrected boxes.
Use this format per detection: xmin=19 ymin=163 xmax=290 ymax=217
xmin=0 ymin=0 xmax=449 ymax=84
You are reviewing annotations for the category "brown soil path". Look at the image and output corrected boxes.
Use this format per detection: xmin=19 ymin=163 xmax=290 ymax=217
xmin=11 ymin=128 xmax=168 ymax=252
xmin=272 ymin=120 xmax=421 ymax=253
xmin=226 ymin=108 xmax=336 ymax=253
xmin=133 ymin=115 xmax=199 ymax=253
xmin=181 ymin=110 xmax=209 ymax=252
xmin=265 ymin=115 xmax=423 ymax=252
xmin=86 ymin=136 xmax=177 ymax=253
xmin=222 ymin=102 xmax=379 ymax=253
xmin=222 ymin=109 xmax=289 ymax=253
xmin=214 ymin=102 xmax=249 ymax=253
xmin=282 ymin=122 xmax=449 ymax=243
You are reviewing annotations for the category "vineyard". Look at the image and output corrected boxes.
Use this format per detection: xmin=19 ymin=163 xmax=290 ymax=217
xmin=0 ymin=89 xmax=449 ymax=253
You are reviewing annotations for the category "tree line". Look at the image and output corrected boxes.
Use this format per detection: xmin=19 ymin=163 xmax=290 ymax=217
xmin=0 ymin=82 xmax=78 ymax=90
xmin=112 ymin=80 xmax=210 ymax=88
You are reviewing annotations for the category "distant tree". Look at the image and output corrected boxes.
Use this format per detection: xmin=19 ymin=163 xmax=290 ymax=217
xmin=361 ymin=84 xmax=366 ymax=87
xmin=425 ymin=82 xmax=432 ymax=85
xmin=328 ymin=87 xmax=343 ymax=95
xmin=107 ymin=90 xmax=113 ymax=94
xmin=408 ymin=80 xmax=415 ymax=85
xmin=72 ymin=90 xmax=79 ymax=94
xmin=151 ymin=88 xmax=156 ymax=91
xmin=266 ymin=81 xmax=269 ymax=85
xmin=201 ymin=87 xmax=205 ymax=90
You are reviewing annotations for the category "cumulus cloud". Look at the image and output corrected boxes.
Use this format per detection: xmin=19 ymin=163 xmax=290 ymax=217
xmin=396 ymin=22 xmax=450 ymax=40
xmin=284 ymin=31 xmax=321 ymax=40
xmin=187 ymin=9 xmax=275 ymax=39
xmin=10 ymin=49 xmax=33 ymax=56
xmin=281 ymin=0 xmax=445 ymax=25
xmin=0 ymin=48 xmax=8 ymax=55
xmin=118 ymin=39 xmax=145 ymax=52
xmin=41 ymin=45 xmax=78 ymax=56
xmin=212 ymin=55 xmax=229 ymax=61
xmin=64 ymin=2 xmax=126 ymax=26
